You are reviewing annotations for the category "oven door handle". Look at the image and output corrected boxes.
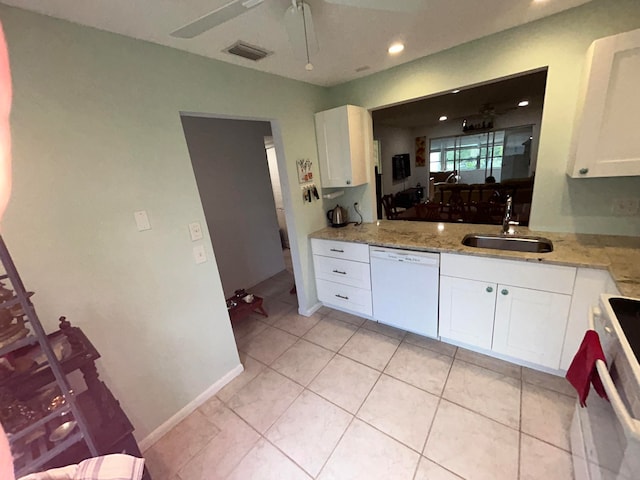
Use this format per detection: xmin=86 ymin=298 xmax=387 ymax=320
xmin=594 ymin=359 xmax=640 ymax=442
xmin=589 ymin=307 xmax=640 ymax=442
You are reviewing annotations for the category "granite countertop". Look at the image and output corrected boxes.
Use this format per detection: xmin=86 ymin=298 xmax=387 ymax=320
xmin=309 ymin=221 xmax=640 ymax=298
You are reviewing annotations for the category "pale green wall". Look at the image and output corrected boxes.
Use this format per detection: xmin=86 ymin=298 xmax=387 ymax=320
xmin=0 ymin=5 xmax=328 ymax=440
xmin=327 ymin=0 xmax=640 ymax=236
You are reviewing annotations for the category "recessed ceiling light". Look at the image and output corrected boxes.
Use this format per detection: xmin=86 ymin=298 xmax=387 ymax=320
xmin=451 ymin=89 xmax=460 ymax=94
xmin=518 ymin=100 xmax=529 ymax=107
xmin=388 ymin=43 xmax=405 ymax=54
xmin=439 ymin=115 xmax=448 ymax=121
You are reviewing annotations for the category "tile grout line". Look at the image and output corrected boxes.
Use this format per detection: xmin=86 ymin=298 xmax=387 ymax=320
xmin=419 ymin=347 xmax=456 ymax=476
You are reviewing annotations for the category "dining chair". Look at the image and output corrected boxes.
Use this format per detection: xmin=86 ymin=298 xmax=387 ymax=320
xmin=381 ymin=194 xmax=400 ymax=219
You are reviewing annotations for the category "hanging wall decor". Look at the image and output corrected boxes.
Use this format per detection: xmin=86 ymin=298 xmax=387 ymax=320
xmin=415 ymin=136 xmax=426 ymax=167
xmin=297 ymin=158 xmax=313 ymax=183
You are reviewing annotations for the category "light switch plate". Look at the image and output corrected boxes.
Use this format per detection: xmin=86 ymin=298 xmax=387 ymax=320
xmin=134 ymin=210 xmax=151 ymax=231
xmin=188 ymin=222 xmax=203 ymax=241
xmin=193 ymin=245 xmax=207 ymax=264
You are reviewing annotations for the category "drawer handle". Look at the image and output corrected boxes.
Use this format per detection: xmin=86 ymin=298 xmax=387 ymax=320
xmin=330 ymin=248 xmax=345 ymax=253
xmin=335 ymin=294 xmax=349 ymax=300
xmin=332 ymin=269 xmax=347 ymax=275
xmin=501 ymin=289 xmax=509 ymax=296
xmin=486 ymin=286 xmax=493 ymax=293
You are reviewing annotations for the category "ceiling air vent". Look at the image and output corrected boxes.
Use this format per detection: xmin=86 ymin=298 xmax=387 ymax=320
xmin=224 ymin=41 xmax=271 ymax=61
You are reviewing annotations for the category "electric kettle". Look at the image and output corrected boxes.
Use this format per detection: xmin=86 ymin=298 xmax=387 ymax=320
xmin=327 ymin=204 xmax=348 ymax=228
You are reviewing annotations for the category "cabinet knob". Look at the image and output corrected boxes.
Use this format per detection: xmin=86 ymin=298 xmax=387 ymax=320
xmin=486 ymin=286 xmax=493 ymax=293
xmin=579 ymin=167 xmax=589 ymax=175
xmin=501 ymin=289 xmax=509 ymax=295
xmin=346 ymin=179 xmax=351 ymax=185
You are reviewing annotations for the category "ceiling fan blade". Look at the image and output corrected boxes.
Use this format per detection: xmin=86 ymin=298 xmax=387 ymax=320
xmin=171 ymin=0 xmax=264 ymax=39
xmin=322 ymin=0 xmax=425 ymax=12
xmin=283 ymin=2 xmax=319 ymax=61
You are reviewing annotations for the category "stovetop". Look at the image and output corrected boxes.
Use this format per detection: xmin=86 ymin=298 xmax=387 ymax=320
xmin=609 ymin=297 xmax=640 ymax=365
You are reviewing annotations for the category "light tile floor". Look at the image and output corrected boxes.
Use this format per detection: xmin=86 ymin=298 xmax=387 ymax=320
xmin=145 ymin=266 xmax=577 ymax=480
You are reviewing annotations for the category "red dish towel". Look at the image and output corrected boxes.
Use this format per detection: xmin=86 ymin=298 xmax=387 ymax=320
xmin=566 ymin=330 xmax=609 ymax=407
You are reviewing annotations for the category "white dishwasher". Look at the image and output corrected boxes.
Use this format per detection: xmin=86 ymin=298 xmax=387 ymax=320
xmin=370 ymin=246 xmax=440 ymax=338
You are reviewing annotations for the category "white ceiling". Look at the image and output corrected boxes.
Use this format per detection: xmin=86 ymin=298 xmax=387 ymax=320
xmin=1 ymin=0 xmax=592 ymax=87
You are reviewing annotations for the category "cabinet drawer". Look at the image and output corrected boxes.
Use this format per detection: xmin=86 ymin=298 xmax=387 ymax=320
xmin=313 ymin=255 xmax=371 ymax=290
xmin=316 ymin=279 xmax=372 ymax=316
xmin=441 ymin=253 xmax=576 ymax=295
xmin=311 ymin=238 xmax=369 ymax=263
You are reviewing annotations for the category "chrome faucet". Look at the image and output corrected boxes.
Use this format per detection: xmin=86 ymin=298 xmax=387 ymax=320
xmin=502 ymin=195 xmax=519 ymax=234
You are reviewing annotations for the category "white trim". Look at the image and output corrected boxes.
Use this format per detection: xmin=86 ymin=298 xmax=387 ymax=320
xmin=299 ymin=301 xmax=322 ymax=317
xmin=139 ymin=363 xmax=244 ymax=451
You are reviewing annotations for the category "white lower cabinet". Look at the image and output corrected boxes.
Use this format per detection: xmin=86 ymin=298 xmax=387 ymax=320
xmin=439 ymin=276 xmax=496 ymax=349
xmin=560 ymin=268 xmax=617 ymax=371
xmin=439 ymin=253 xmax=576 ymax=371
xmin=316 ymin=278 xmax=372 ymax=316
xmin=311 ymin=238 xmax=372 ymax=316
xmin=493 ymin=285 xmax=571 ymax=369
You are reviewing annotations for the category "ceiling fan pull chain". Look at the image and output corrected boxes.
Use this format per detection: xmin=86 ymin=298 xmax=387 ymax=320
xmin=301 ymin=2 xmax=314 ymax=71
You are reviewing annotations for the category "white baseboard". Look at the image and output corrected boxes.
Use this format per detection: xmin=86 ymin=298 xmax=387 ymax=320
xmin=139 ymin=363 xmax=244 ymax=452
xmin=299 ymin=301 xmax=322 ymax=317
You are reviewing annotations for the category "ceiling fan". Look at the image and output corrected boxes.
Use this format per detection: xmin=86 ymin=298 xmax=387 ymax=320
xmin=170 ymin=0 xmax=425 ymax=69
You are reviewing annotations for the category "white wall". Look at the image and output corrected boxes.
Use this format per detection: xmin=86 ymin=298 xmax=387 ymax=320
xmin=180 ymin=116 xmax=285 ymax=298
xmin=0 ymin=4 xmax=328 ymax=440
xmin=328 ymin=0 xmax=640 ymax=236
xmin=373 ymin=125 xmax=430 ymax=196
xmin=266 ymin=147 xmax=289 ymax=248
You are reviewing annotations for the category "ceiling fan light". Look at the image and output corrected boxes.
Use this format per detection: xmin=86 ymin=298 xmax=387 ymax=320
xmin=388 ymin=43 xmax=404 ymax=54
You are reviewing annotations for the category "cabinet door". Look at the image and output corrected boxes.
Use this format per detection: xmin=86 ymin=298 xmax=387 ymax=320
xmin=493 ymin=285 xmax=571 ymax=369
xmin=315 ymin=105 xmax=369 ymax=188
xmin=560 ymin=268 xmax=617 ymax=371
xmin=439 ymin=275 xmax=496 ymax=349
xmin=568 ymin=27 xmax=640 ymax=178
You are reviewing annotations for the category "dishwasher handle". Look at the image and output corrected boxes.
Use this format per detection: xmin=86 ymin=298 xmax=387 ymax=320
xmin=370 ymin=247 xmax=439 ymax=266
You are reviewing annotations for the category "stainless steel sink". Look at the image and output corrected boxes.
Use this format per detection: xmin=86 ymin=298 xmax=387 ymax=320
xmin=462 ymin=233 xmax=554 ymax=253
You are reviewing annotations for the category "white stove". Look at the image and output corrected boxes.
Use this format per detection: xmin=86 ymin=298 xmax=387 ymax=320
xmin=571 ymin=295 xmax=640 ymax=480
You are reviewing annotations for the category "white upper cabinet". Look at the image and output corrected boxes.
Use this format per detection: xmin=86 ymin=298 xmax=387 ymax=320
xmin=568 ymin=28 xmax=640 ymax=178
xmin=315 ymin=105 xmax=370 ymax=188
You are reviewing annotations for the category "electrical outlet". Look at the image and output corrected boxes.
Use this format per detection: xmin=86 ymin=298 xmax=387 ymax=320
xmin=611 ymin=198 xmax=640 ymax=216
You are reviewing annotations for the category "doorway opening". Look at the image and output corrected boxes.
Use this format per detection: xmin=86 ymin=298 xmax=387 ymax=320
xmin=179 ymin=114 xmax=299 ymax=314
